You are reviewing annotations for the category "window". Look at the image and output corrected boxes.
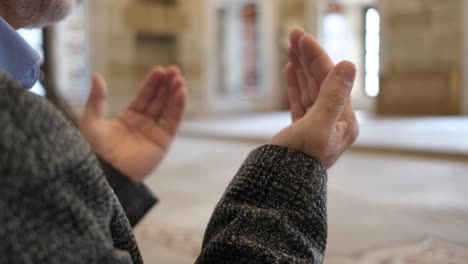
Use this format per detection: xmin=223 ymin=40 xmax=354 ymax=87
xmin=215 ymin=2 xmax=262 ymax=98
xmin=18 ymin=29 xmax=46 ymax=96
xmin=364 ymin=8 xmax=380 ymax=97
xmin=323 ymin=4 xmax=350 ymax=64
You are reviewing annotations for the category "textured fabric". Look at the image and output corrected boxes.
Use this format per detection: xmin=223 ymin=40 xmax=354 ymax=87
xmin=0 ymin=71 xmax=328 ymax=263
xmin=0 ymin=17 xmax=40 ymax=88
xmin=0 ymin=72 xmax=143 ymax=264
xmin=0 ymin=17 xmax=157 ymax=224
xmin=99 ymin=158 xmax=158 ymax=227
xmin=197 ymin=145 xmax=328 ymax=264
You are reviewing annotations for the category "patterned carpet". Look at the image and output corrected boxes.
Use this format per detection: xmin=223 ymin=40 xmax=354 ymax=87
xmin=134 ymin=137 xmax=468 ymax=263
xmin=327 ymin=239 xmax=468 ymax=263
xmin=135 ymin=219 xmax=468 ymax=263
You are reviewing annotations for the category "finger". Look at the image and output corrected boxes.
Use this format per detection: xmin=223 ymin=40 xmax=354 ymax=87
xmin=310 ymin=61 xmax=356 ymax=127
xmin=82 ymin=74 xmax=107 ymax=124
xmin=289 ymin=29 xmax=313 ymax=108
xmin=297 ymin=52 xmax=320 ymax=106
xmin=340 ymin=101 xmax=360 ymax=147
xmin=288 ymin=46 xmax=300 ymax=66
xmin=162 ymin=79 xmax=187 ymax=135
xmin=289 ymin=47 xmax=310 ymax=108
xmin=349 ymin=118 xmax=360 ymax=143
xmin=336 ymin=103 xmax=358 ymax=138
xmin=286 ymin=63 xmax=306 ymax=122
xmin=298 ymin=34 xmax=334 ymax=106
xmin=340 ymin=98 xmax=357 ymax=124
xmin=146 ymin=66 xmax=180 ymax=117
xmin=298 ymin=34 xmax=334 ymax=85
xmin=129 ymin=66 xmax=166 ymax=113
xmin=289 ymin=27 xmax=305 ymax=56
xmin=297 ymin=39 xmax=320 ymax=105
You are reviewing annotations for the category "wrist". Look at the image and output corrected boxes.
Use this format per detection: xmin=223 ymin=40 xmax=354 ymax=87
xmin=269 ymin=126 xmax=303 ymax=151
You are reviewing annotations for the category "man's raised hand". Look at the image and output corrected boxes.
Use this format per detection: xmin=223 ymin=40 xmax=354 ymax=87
xmin=270 ymin=29 xmax=359 ymax=168
xmin=81 ymin=66 xmax=187 ymax=182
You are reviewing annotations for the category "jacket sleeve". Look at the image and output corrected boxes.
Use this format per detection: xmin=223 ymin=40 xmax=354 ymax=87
xmin=196 ymin=145 xmax=328 ymax=264
xmin=0 ymin=156 xmax=140 ymax=264
xmin=0 ymin=73 xmax=143 ymax=263
xmin=98 ymin=158 xmax=158 ymax=227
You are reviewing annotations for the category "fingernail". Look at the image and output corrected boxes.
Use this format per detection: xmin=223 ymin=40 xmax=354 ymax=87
xmin=335 ymin=61 xmax=356 ymax=86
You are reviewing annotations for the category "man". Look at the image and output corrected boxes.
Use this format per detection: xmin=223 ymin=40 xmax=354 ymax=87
xmin=0 ymin=0 xmax=359 ymax=263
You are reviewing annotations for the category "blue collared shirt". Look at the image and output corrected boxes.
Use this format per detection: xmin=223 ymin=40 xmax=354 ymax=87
xmin=0 ymin=17 xmax=40 ymax=89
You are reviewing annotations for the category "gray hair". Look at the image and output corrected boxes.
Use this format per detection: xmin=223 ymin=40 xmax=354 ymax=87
xmin=2 ymin=0 xmax=75 ymax=28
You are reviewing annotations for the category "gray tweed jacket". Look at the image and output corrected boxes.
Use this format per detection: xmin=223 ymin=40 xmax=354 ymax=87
xmin=0 ymin=73 xmax=328 ymax=263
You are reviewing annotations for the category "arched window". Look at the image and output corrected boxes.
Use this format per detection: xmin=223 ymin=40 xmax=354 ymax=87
xmin=364 ymin=7 xmax=380 ymax=97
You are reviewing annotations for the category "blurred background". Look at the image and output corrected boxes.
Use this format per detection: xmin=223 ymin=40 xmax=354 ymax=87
xmin=22 ymin=0 xmax=468 ymax=263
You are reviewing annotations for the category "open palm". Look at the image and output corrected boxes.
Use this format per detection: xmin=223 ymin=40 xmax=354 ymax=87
xmin=81 ymin=66 xmax=187 ymax=182
xmin=269 ymin=28 xmax=359 ymax=168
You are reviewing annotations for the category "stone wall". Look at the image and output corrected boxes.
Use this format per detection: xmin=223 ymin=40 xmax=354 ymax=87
xmin=88 ymin=0 xmax=206 ymax=116
xmin=87 ymin=0 xmax=321 ymax=116
xmin=378 ymin=0 xmax=463 ymax=115
xmin=380 ymin=0 xmax=462 ymax=73
xmin=87 ymin=0 xmax=465 ymax=116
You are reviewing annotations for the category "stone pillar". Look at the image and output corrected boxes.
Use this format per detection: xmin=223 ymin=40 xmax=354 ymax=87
xmin=177 ymin=0 xmax=206 ymax=115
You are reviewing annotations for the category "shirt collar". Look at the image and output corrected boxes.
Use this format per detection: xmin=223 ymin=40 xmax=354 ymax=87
xmin=0 ymin=16 xmax=40 ymax=88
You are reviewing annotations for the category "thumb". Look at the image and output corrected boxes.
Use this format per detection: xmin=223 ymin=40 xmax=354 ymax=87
xmin=310 ymin=61 xmax=356 ymax=127
xmin=82 ymin=74 xmax=107 ymax=123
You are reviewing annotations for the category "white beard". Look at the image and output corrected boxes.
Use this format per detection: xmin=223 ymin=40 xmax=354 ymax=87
xmin=2 ymin=0 xmax=76 ymax=28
